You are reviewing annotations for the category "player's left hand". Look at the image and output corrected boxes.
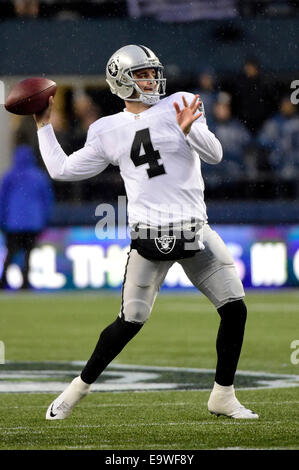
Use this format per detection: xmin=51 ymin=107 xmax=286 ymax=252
xmin=174 ymin=94 xmax=202 ymax=136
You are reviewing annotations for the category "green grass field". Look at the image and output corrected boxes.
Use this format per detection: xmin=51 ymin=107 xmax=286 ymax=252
xmin=0 ymin=290 xmax=298 ymax=450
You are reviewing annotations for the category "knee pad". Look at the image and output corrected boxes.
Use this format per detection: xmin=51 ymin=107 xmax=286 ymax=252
xmin=122 ymin=298 xmax=152 ymax=324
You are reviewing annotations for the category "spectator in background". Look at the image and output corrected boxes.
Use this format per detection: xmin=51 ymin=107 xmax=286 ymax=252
xmin=50 ymin=107 xmax=73 ymax=155
xmin=71 ymin=92 xmax=102 ymax=149
xmin=204 ymin=92 xmax=251 ymax=186
xmin=67 ymin=92 xmax=104 ymax=201
xmin=0 ymin=145 xmax=54 ymax=289
xmin=13 ymin=0 xmax=39 ymax=17
xmin=189 ymin=68 xmax=218 ymax=121
xmin=258 ymin=96 xmax=299 ymax=181
xmin=47 ymin=107 xmax=79 ymax=201
xmin=232 ymin=57 xmax=271 ymax=135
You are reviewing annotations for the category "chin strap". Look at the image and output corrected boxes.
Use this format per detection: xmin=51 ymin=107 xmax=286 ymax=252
xmin=126 ymin=90 xmax=161 ymax=105
xmin=125 ymin=81 xmax=161 ymax=106
xmin=139 ymin=94 xmax=161 ymax=105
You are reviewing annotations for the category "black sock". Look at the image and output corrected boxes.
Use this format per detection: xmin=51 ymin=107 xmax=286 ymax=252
xmin=80 ymin=316 xmax=143 ymax=384
xmin=215 ymin=299 xmax=247 ymax=386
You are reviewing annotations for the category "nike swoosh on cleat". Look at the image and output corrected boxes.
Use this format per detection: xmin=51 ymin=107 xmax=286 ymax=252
xmin=49 ymin=404 xmax=57 ymax=418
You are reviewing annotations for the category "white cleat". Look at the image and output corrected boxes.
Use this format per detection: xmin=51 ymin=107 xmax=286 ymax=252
xmin=208 ymin=382 xmax=259 ymax=419
xmin=46 ymin=376 xmax=91 ymax=420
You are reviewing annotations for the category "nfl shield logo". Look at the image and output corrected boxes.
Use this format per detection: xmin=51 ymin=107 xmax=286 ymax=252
xmin=155 ymin=235 xmax=176 ymax=254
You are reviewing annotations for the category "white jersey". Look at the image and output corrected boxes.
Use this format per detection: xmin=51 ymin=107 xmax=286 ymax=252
xmin=38 ymin=91 xmax=222 ymax=227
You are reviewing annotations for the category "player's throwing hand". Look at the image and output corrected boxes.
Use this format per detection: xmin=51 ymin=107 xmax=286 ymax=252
xmin=34 ymin=95 xmax=54 ymax=129
xmin=174 ymin=94 xmax=202 ymax=136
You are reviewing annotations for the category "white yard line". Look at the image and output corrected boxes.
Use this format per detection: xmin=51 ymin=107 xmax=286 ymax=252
xmin=0 ymin=421 xmax=260 ymax=431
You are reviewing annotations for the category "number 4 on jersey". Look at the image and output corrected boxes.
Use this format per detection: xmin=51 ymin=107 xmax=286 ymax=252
xmin=130 ymin=128 xmax=166 ymax=178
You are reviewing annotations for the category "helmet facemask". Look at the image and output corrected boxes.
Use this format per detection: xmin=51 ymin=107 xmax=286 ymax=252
xmin=124 ymin=66 xmax=166 ymax=105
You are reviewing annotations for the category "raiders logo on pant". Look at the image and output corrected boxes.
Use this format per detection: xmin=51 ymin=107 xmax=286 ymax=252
xmin=154 ymin=235 xmax=176 ymax=254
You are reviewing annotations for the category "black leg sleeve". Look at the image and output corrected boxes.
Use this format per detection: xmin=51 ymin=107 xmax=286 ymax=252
xmin=215 ymin=299 xmax=247 ymax=386
xmin=80 ymin=316 xmax=143 ymax=384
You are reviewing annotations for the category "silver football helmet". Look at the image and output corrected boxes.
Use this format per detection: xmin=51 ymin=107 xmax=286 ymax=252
xmin=106 ymin=45 xmax=166 ymax=105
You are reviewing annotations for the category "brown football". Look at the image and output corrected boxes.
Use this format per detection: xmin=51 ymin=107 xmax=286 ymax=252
xmin=5 ymin=77 xmax=57 ymax=115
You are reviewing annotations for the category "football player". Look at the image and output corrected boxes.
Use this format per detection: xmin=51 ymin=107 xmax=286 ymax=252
xmin=34 ymin=45 xmax=258 ymax=420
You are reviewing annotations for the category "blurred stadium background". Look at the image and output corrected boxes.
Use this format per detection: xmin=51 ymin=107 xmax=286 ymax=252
xmin=0 ymin=0 xmax=299 ymax=292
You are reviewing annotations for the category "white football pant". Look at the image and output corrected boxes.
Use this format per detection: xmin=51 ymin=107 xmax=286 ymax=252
xmin=119 ymin=224 xmax=245 ymax=324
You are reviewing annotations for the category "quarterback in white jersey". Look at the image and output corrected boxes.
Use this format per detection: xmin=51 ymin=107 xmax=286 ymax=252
xmin=35 ymin=45 xmax=258 ymax=420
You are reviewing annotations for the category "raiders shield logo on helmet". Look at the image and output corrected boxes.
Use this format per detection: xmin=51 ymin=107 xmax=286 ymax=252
xmin=155 ymin=235 xmax=176 ymax=254
xmin=108 ymin=58 xmax=119 ymax=77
